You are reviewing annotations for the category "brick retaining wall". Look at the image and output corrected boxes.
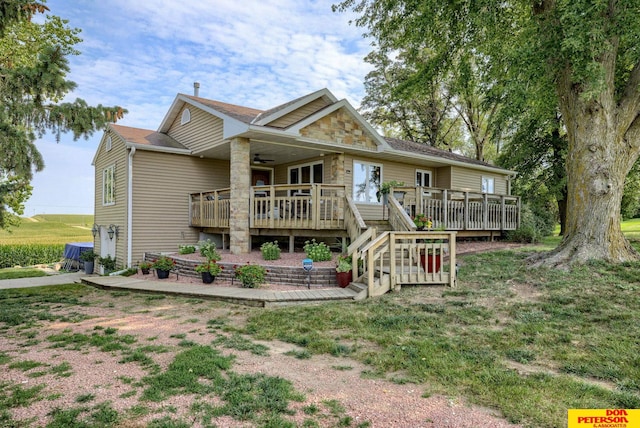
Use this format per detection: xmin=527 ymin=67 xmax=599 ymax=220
xmin=144 ymin=252 xmax=338 ymax=287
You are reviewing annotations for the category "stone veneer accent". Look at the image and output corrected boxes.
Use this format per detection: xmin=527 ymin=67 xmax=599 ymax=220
xmin=300 ymin=107 xmax=378 ymax=149
xmin=229 ymin=137 xmax=250 ymax=254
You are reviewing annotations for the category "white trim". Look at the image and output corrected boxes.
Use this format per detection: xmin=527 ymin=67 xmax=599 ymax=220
xmin=352 ymin=159 xmax=382 ymax=204
xmin=126 ymin=146 xmax=135 ymax=268
xmin=251 ymin=88 xmax=337 ymax=125
xmin=102 ymin=164 xmax=115 ymax=206
xmin=482 ymin=176 xmax=495 ymax=194
xmin=180 ymin=108 xmax=191 ymax=125
xmin=288 ymin=161 xmax=324 ymax=185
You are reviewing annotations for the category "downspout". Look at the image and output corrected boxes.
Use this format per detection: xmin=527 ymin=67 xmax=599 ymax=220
xmin=127 ymin=146 xmax=136 ymax=267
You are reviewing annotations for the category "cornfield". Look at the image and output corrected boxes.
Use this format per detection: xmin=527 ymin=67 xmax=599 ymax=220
xmin=0 ymin=215 xmax=93 ymax=268
xmin=0 ymin=244 xmax=64 ymax=268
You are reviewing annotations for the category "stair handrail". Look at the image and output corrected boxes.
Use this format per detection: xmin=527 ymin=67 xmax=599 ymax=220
xmin=358 ymin=231 xmax=391 ymax=297
xmin=387 ymin=196 xmax=415 ymax=231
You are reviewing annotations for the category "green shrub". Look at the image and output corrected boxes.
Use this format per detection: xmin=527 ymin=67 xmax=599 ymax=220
xmin=98 ymin=255 xmax=117 ymax=273
xmin=234 ymin=264 xmax=267 ymax=288
xmin=260 ymin=241 xmax=281 ymax=260
xmin=0 ymin=244 xmax=64 ymax=268
xmin=178 ymin=245 xmax=196 ymax=255
xmin=198 ymin=239 xmax=221 ymax=261
xmin=506 ymin=204 xmax=547 ymax=243
xmin=303 ymin=239 xmax=332 ymax=262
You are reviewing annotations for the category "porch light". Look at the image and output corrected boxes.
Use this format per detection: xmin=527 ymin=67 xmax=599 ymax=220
xmin=91 ymin=224 xmax=100 ymax=238
xmin=107 ymin=224 xmax=119 ymax=240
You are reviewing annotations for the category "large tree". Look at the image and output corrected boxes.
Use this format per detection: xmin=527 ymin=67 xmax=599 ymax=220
xmin=335 ymin=0 xmax=640 ymax=266
xmin=0 ymin=1 xmax=125 ymax=229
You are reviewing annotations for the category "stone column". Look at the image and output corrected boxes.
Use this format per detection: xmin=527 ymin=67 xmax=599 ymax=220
xmin=229 ymin=137 xmax=250 ymax=254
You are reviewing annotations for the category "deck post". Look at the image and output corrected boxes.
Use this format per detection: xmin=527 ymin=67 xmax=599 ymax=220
xmin=442 ymin=189 xmax=448 ymax=229
xmin=483 ymin=193 xmax=488 ymax=230
xmin=464 ymin=191 xmax=470 ymax=230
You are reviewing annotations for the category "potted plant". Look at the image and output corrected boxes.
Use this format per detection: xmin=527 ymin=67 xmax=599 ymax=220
xmin=79 ymin=250 xmax=96 ymax=274
xmin=139 ymin=260 xmax=152 ymax=275
xmin=377 ymin=180 xmax=405 ymax=204
xmin=335 ymin=255 xmax=353 ymax=288
xmin=234 ymin=263 xmax=267 ymax=288
xmin=413 ymin=214 xmax=432 ymax=230
xmin=152 ymin=256 xmax=175 ymax=279
xmin=195 ymin=261 xmax=222 ymax=284
xmin=98 ymin=255 xmax=117 ymax=275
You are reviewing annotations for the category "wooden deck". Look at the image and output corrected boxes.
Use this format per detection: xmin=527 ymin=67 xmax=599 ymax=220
xmin=189 ymin=184 xmax=520 ymax=234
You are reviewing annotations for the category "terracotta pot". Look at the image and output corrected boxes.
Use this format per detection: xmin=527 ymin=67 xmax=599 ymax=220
xmin=336 ymin=270 xmax=352 ymax=288
xmin=156 ymin=269 xmax=170 ymax=279
xmin=420 ymin=253 xmax=442 ymax=273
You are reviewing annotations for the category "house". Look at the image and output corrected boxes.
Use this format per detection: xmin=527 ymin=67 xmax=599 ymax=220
xmin=91 ymin=86 xmax=519 ymax=270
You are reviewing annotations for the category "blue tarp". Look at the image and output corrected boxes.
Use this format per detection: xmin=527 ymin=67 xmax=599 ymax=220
xmin=63 ymin=242 xmax=94 ymax=261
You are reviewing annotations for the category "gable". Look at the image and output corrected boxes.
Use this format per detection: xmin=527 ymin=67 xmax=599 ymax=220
xmin=299 ymin=107 xmax=379 ymax=150
xmin=166 ymin=105 xmax=224 ymax=152
xmin=267 ymin=97 xmax=333 ymax=129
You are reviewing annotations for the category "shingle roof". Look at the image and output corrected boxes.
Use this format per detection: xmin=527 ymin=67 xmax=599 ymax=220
xmin=384 ymin=137 xmax=505 ymax=170
xmin=110 ymin=124 xmax=187 ymax=150
xmin=182 ymin=94 xmax=263 ymax=124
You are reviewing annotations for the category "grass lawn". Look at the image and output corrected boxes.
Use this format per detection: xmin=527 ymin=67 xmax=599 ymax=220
xmin=0 ymin=215 xmax=93 ymax=245
xmin=1 ymin=218 xmax=640 ymax=426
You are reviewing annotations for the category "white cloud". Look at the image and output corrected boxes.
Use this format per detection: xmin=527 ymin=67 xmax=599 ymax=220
xmin=23 ymin=0 xmax=372 ymax=215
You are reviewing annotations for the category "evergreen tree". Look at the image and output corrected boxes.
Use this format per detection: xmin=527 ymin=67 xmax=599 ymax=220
xmin=0 ymin=1 xmax=126 ymax=229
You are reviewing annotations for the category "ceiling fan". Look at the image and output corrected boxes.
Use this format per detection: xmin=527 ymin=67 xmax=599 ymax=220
xmin=253 ymin=154 xmax=274 ymax=164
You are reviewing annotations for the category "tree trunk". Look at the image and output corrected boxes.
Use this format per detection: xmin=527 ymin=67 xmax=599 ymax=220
xmin=532 ymin=101 xmax=640 ymax=267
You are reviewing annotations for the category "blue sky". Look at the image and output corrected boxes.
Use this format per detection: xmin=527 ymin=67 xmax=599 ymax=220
xmin=24 ymin=0 xmax=371 ymax=215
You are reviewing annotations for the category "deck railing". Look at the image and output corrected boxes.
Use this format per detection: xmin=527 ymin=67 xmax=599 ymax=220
xmin=357 ymin=231 xmax=457 ymax=296
xmin=395 ymin=187 xmax=520 ymax=231
xmin=190 ymin=184 xmax=346 ymax=230
xmin=190 ymin=185 xmax=520 ymax=231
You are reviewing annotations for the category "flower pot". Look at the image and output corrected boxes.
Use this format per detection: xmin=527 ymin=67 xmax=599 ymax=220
xmin=83 ymin=261 xmax=94 ymax=274
xmin=156 ymin=269 xmax=170 ymax=279
xmin=201 ymin=272 xmax=215 ymax=284
xmin=141 ymin=268 xmax=150 ymax=275
xmin=336 ymin=270 xmax=352 ymax=288
xmin=420 ymin=253 xmax=442 ymax=273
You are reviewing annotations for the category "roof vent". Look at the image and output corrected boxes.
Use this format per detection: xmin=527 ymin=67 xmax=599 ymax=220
xmin=193 ymin=82 xmax=200 ymax=97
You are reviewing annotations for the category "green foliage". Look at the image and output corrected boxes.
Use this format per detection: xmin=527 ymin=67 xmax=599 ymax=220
xmin=151 ymin=256 xmax=175 ymax=272
xmin=178 ymin=245 xmax=195 ymax=255
xmin=234 ymin=264 xmax=267 ymax=288
xmin=0 ymin=267 xmax=46 ymax=279
xmin=0 ymin=244 xmax=63 ymax=268
xmin=198 ymin=239 xmax=221 ymax=261
xmin=336 ymin=255 xmax=351 ymax=273
xmin=260 ymin=240 xmax=281 ymax=261
xmin=98 ymin=255 xmax=116 ymax=272
xmin=303 ymin=239 xmax=332 ymax=262
xmin=78 ymin=250 xmax=95 ymax=262
xmin=194 ymin=260 xmax=222 ymax=275
xmin=622 ymin=160 xmax=640 ymax=219
xmin=505 ymin=204 xmax=550 ymax=244
xmin=0 ymin=3 xmax=126 ymax=231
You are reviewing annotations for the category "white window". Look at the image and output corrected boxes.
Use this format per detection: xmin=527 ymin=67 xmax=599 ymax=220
xmin=482 ymin=177 xmax=495 ymax=194
xmin=105 ymin=136 xmax=112 ymax=152
xmin=181 ymin=108 xmax=191 ymax=125
xmin=353 ymin=160 xmax=381 ymax=204
xmin=288 ymin=162 xmax=323 ymax=185
xmin=416 ymin=169 xmax=432 ymax=188
xmin=103 ymin=165 xmax=115 ymax=205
